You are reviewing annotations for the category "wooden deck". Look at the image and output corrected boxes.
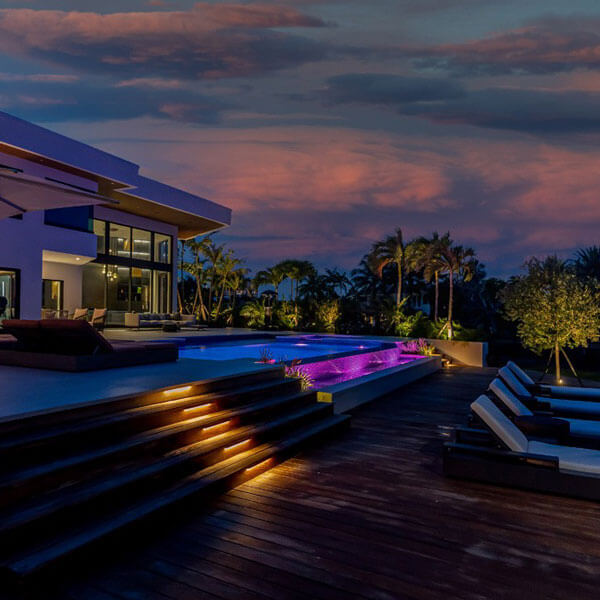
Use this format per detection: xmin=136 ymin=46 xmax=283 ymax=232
xmin=34 ymin=367 xmax=600 ymax=599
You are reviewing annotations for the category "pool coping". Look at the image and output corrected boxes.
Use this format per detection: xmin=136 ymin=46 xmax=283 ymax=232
xmin=316 ymin=355 xmax=442 ymax=414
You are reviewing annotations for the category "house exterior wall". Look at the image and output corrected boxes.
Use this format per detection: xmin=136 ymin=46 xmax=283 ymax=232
xmin=0 ymin=111 xmax=230 ymax=321
xmin=42 ymin=261 xmax=84 ymax=316
xmin=0 ymin=212 xmax=97 ymax=319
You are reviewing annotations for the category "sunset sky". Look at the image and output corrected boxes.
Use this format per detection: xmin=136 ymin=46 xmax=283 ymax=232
xmin=0 ymin=0 xmax=598 ymax=276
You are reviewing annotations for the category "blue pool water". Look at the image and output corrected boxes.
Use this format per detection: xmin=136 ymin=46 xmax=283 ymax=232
xmin=179 ymin=335 xmax=386 ymax=362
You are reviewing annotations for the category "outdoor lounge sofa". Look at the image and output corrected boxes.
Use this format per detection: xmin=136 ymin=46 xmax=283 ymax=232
xmin=124 ymin=312 xmax=206 ymax=330
xmin=507 ymin=360 xmax=600 ymax=401
xmin=444 ymin=395 xmax=600 ymax=501
xmin=0 ymin=319 xmax=178 ymax=372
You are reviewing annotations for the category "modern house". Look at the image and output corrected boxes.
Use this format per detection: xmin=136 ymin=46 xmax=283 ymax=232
xmin=0 ymin=111 xmax=231 ymax=323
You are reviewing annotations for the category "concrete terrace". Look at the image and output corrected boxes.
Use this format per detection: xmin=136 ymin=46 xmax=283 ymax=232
xmin=0 ymin=358 xmax=268 ymax=420
xmin=30 ymin=366 xmax=600 ymax=600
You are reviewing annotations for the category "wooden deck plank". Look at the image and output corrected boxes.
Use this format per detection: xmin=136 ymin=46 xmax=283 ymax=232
xmin=50 ymin=367 xmax=600 ymax=600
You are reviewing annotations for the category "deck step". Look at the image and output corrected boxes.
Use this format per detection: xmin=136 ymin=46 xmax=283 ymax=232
xmin=0 ymin=367 xmax=285 ymax=438
xmin=0 ymin=377 xmax=300 ymax=464
xmin=0 ymin=403 xmax=334 ymax=541
xmin=3 ymin=414 xmax=350 ymax=578
xmin=0 ymin=390 xmax=317 ymax=505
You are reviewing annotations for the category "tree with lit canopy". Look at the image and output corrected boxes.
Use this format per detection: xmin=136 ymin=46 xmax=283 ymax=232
xmin=501 ymin=256 xmax=600 ymax=384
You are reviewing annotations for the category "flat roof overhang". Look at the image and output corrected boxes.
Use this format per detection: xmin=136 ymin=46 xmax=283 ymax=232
xmin=106 ymin=190 xmax=228 ymax=239
xmin=0 ymin=112 xmax=232 ymax=239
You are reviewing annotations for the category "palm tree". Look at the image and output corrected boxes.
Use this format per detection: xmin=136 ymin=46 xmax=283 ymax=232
xmin=213 ymin=252 xmax=245 ymax=321
xmin=201 ymin=237 xmax=224 ymax=315
xmin=254 ymin=264 xmax=287 ymax=300
xmin=350 ymin=258 xmax=382 ymax=307
xmin=324 ymin=268 xmax=351 ymax=297
xmin=184 ymin=238 xmax=211 ymax=319
xmin=298 ymin=272 xmax=329 ymax=302
xmin=368 ymin=228 xmax=405 ymax=308
xmin=178 ymin=239 xmax=187 ymax=313
xmin=438 ymin=243 xmax=476 ymax=339
xmin=574 ymin=246 xmax=600 ymax=282
xmin=410 ymin=232 xmax=452 ymax=322
xmin=278 ymin=259 xmax=315 ymax=301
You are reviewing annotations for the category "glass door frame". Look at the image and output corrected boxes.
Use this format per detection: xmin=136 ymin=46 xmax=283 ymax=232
xmin=0 ymin=267 xmax=20 ymax=320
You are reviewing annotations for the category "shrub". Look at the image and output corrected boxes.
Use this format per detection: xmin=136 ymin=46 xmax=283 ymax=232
xmin=275 ymin=301 xmax=301 ymax=330
xmin=283 ymin=359 xmax=314 ymax=390
xmin=239 ymin=300 xmax=266 ymax=328
xmin=315 ymin=299 xmax=340 ymax=333
xmin=402 ymin=338 xmax=437 ymax=356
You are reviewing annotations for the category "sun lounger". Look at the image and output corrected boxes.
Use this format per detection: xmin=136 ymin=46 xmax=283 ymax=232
xmin=498 ymin=366 xmax=600 ymax=418
xmin=0 ymin=319 xmax=177 ymax=371
xmin=507 ymin=360 xmax=600 ymax=401
xmin=488 ymin=378 xmax=600 ymax=445
xmin=443 ymin=395 xmax=600 ymax=500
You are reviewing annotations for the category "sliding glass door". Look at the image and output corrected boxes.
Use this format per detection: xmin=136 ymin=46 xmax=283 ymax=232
xmin=0 ymin=268 xmax=19 ymax=323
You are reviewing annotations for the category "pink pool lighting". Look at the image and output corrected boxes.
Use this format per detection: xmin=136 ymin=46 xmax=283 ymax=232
xmin=300 ymin=343 xmax=424 ymax=389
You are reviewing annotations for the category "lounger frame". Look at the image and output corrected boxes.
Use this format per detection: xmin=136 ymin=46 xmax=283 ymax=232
xmin=443 ymin=441 xmax=600 ymax=501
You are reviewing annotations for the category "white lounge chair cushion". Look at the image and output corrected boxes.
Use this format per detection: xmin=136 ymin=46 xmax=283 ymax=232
xmin=547 ymin=398 xmax=600 ymax=416
xmin=489 ymin=378 xmax=533 ymax=417
xmin=507 ymin=361 xmax=535 ymax=386
xmin=498 ymin=367 xmax=531 ymax=398
xmin=529 ymin=441 xmax=600 ymax=475
xmin=471 ymin=395 xmax=529 ymax=453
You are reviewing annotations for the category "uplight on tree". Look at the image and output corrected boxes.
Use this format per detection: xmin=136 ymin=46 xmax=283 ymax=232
xmin=501 ymin=256 xmax=600 ymax=384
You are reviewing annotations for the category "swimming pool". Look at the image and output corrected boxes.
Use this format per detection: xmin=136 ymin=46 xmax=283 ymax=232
xmin=179 ymin=335 xmax=387 ymax=362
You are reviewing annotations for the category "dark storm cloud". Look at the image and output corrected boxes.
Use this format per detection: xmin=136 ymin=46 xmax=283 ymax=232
xmin=0 ymin=5 xmax=329 ymax=79
xmin=322 ymin=73 xmax=465 ymax=105
xmin=402 ymin=89 xmax=600 ymax=133
xmin=411 ymin=16 xmax=600 ymax=76
xmin=0 ymin=78 xmax=229 ymax=123
xmin=321 ymin=73 xmax=600 ymax=134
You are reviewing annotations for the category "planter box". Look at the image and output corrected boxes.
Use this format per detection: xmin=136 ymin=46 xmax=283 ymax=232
xmin=423 ymin=338 xmax=488 ymax=367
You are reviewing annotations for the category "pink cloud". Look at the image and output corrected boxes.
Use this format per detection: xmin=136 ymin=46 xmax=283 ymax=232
xmin=54 ymin=119 xmax=600 ymax=274
xmin=413 ymin=17 xmax=600 ymax=76
xmin=0 ymin=4 xmax=327 ymax=79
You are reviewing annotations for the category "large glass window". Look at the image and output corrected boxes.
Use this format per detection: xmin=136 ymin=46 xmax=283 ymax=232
xmin=106 ymin=266 xmax=131 ymax=311
xmin=108 ymin=223 xmax=131 ymax=258
xmin=93 ymin=219 xmax=106 ymax=254
xmin=82 ymin=263 xmax=105 ymax=309
xmin=131 ymin=268 xmax=151 ymax=312
xmin=0 ymin=269 xmax=18 ymax=322
xmin=42 ymin=279 xmax=63 ymax=310
xmin=153 ymin=271 xmax=171 ymax=313
xmin=154 ymin=233 xmax=172 ymax=264
xmin=82 ymin=264 xmax=170 ymax=312
xmin=132 ymin=229 xmax=151 ymax=262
